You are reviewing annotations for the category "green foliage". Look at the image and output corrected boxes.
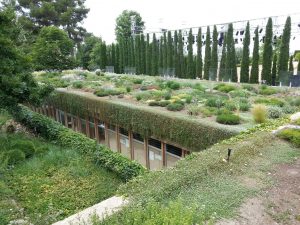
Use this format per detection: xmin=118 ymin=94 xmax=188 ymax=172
xmin=278 ymin=17 xmax=291 ymax=76
xmin=193 ymin=83 xmax=205 ymax=91
xmin=133 ymin=78 xmax=143 ymax=84
xmin=126 ymin=86 xmax=131 ymax=93
xmin=210 ymin=25 xmax=218 ymax=80
xmin=254 ymin=97 xmax=285 ymax=107
xmin=219 ymin=33 xmax=227 ymax=81
xmin=32 ymin=26 xmax=74 ymax=71
xmin=229 ymin=89 xmax=251 ymax=98
xmin=11 ymin=140 xmax=35 ymax=158
xmin=72 ymin=81 xmax=83 ymax=89
xmin=203 ymin=26 xmax=211 ymax=80
xmin=261 ymin=18 xmax=273 ymax=84
xmin=187 ymin=105 xmax=202 ymax=116
xmin=282 ymin=105 xmax=298 ymax=114
xmin=196 ymin=28 xmax=203 ymax=78
xmin=258 ymin=85 xmax=278 ymax=95
xmin=187 ymin=28 xmax=195 ymax=78
xmin=289 ymin=97 xmax=300 ymax=106
xmin=214 ymin=83 xmax=236 ymax=93
xmin=5 ymin=149 xmax=26 ymax=165
xmin=240 ymin=22 xmax=250 ymax=83
xmin=267 ymin=106 xmax=284 ymax=119
xmin=12 ymin=106 xmax=145 ymax=181
xmin=167 ymin=103 xmax=184 ymax=111
xmin=271 ymin=53 xmax=278 ymax=86
xmin=277 ymin=128 xmax=300 ymax=147
xmin=225 ymin=101 xmax=237 ymax=111
xmin=239 ymin=102 xmax=250 ymax=111
xmin=252 ymin=104 xmax=267 ymax=123
xmin=166 ymin=80 xmax=181 ymax=90
xmin=216 ymin=113 xmax=240 ymax=125
xmin=205 ymin=97 xmax=225 ymax=108
xmin=242 ymin=84 xmax=256 ymax=92
xmin=94 ymin=88 xmax=124 ymax=97
xmin=225 ymin=23 xmax=238 ymax=82
xmin=250 ymin=27 xmax=259 ymax=83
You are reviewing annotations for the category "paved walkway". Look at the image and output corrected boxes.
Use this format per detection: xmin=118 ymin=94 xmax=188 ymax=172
xmin=52 ymin=196 xmax=128 ymax=225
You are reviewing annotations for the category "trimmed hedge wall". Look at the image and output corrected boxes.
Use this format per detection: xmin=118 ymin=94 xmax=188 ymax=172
xmin=46 ymin=90 xmax=240 ymax=151
xmin=12 ymin=106 xmax=145 ymax=181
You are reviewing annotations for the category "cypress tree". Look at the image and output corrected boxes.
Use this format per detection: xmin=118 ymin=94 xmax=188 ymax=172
xmin=240 ymin=21 xmax=250 ymax=83
xmin=196 ymin=28 xmax=203 ymax=78
xmin=250 ymin=27 xmax=259 ymax=83
xmin=145 ymin=33 xmax=150 ymax=74
xmin=261 ymin=18 xmax=273 ymax=84
xmin=278 ymin=16 xmax=291 ymax=77
xmin=130 ymin=37 xmax=135 ymax=67
xmin=159 ymin=36 xmax=163 ymax=74
xmin=163 ymin=32 xmax=167 ymax=72
xmin=127 ymin=38 xmax=132 ymax=66
xmin=111 ymin=43 xmax=116 ymax=67
xmin=119 ymin=40 xmax=124 ymax=73
xmin=187 ymin=28 xmax=195 ymax=78
xmin=210 ymin=25 xmax=218 ymax=80
xmin=167 ymin=31 xmax=173 ymax=69
xmin=203 ymin=26 xmax=211 ymax=80
xmin=218 ymin=34 xmax=227 ymax=81
xmin=174 ymin=30 xmax=179 ymax=77
xmin=151 ymin=34 xmax=159 ymax=75
xmin=177 ymin=30 xmax=184 ymax=78
xmin=289 ymin=55 xmax=294 ymax=73
xmin=123 ymin=39 xmax=129 ymax=67
xmin=225 ymin=23 xmax=238 ymax=82
xmin=115 ymin=44 xmax=120 ymax=73
xmin=135 ymin=36 xmax=141 ymax=74
xmin=140 ymin=34 xmax=146 ymax=74
xmin=271 ymin=53 xmax=277 ymax=86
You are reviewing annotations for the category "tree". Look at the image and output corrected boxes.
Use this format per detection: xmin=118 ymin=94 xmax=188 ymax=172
xmin=203 ymin=26 xmax=211 ymax=80
xmin=174 ymin=30 xmax=179 ymax=77
xmin=271 ymin=53 xmax=277 ymax=86
xmin=159 ymin=36 xmax=164 ymax=73
xmin=0 ymin=8 xmax=52 ymax=110
xmin=115 ymin=10 xmax=144 ymax=42
xmin=218 ymin=34 xmax=227 ymax=81
xmin=196 ymin=28 xmax=203 ymax=78
xmin=167 ymin=31 xmax=173 ymax=69
xmin=32 ymin=26 xmax=74 ymax=71
xmin=210 ymin=25 xmax=218 ymax=80
xmin=177 ymin=30 xmax=184 ymax=78
xmin=163 ymin=32 xmax=168 ymax=72
xmin=15 ymin=0 xmax=89 ymax=45
xmin=289 ymin=56 xmax=294 ymax=73
xmin=140 ymin=34 xmax=146 ymax=74
xmin=240 ymin=22 xmax=250 ymax=83
xmin=261 ymin=18 xmax=273 ymax=84
xmin=134 ymin=36 xmax=141 ymax=74
xmin=226 ymin=23 xmax=238 ymax=82
xmin=151 ymin=34 xmax=159 ymax=75
xmin=146 ymin=34 xmax=151 ymax=75
xmin=278 ymin=16 xmax=291 ymax=77
xmin=90 ymin=41 xmax=107 ymax=70
xmin=250 ymin=27 xmax=259 ymax=84
xmin=187 ymin=28 xmax=195 ymax=78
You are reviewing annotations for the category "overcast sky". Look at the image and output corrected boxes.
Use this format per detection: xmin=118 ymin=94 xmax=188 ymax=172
xmin=83 ymin=0 xmax=300 ymax=47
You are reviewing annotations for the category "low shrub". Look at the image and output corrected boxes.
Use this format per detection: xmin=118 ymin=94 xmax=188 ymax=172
xmin=229 ymin=89 xmax=251 ymax=98
xmin=225 ymin=101 xmax=237 ymax=111
xmin=167 ymin=103 xmax=184 ymax=111
xmin=289 ymin=97 xmax=300 ymax=106
xmin=158 ymin=100 xmax=170 ymax=107
xmin=6 ymin=149 xmax=26 ymax=165
xmin=242 ymin=84 xmax=256 ymax=92
xmin=277 ymin=128 xmax=300 ymax=147
xmin=133 ymin=78 xmax=143 ymax=84
xmin=199 ymin=107 xmax=216 ymax=117
xmin=148 ymin=101 xmax=160 ymax=106
xmin=164 ymin=92 xmax=171 ymax=100
xmin=258 ymin=85 xmax=278 ymax=95
xmin=282 ymin=105 xmax=298 ymax=114
xmin=205 ymin=97 xmax=224 ymax=108
xmin=94 ymin=88 xmax=124 ymax=97
xmin=95 ymin=70 xmax=101 ymax=76
xmin=252 ymin=104 xmax=267 ymax=123
xmin=187 ymin=105 xmax=201 ymax=116
xmin=267 ymin=106 xmax=284 ymax=119
xmin=214 ymin=83 xmax=236 ymax=93
xmin=239 ymin=102 xmax=250 ymax=111
xmin=72 ymin=81 xmax=83 ymax=89
xmin=216 ymin=113 xmax=240 ymax=125
xmin=136 ymin=95 xmax=142 ymax=101
xmin=126 ymin=87 xmax=131 ymax=93
xmin=166 ymin=80 xmax=181 ymax=90
xmin=11 ymin=140 xmax=35 ymax=158
xmin=193 ymin=83 xmax=205 ymax=91
xmin=185 ymin=95 xmax=193 ymax=104
xmin=254 ymin=98 xmax=285 ymax=107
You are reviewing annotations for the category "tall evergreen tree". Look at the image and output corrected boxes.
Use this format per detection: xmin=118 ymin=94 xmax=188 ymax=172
xmin=174 ymin=30 xmax=179 ymax=77
xmin=130 ymin=37 xmax=135 ymax=67
xmin=177 ymin=30 xmax=184 ymax=78
xmin=115 ymin=43 xmax=120 ymax=73
xmin=289 ymin=56 xmax=294 ymax=73
xmin=140 ymin=34 xmax=146 ymax=74
xmin=240 ymin=22 xmax=250 ymax=83
xmin=218 ymin=34 xmax=227 ymax=81
xmin=271 ymin=53 xmax=277 ymax=86
xmin=250 ymin=27 xmax=259 ymax=83
xmin=167 ymin=31 xmax=173 ymax=69
xmin=210 ymin=25 xmax=218 ymax=80
xmin=261 ymin=18 xmax=273 ymax=84
xmin=196 ymin=28 xmax=203 ymax=78
xmin=134 ymin=36 xmax=141 ymax=74
xmin=111 ymin=44 xmax=116 ymax=67
xmin=163 ymin=32 xmax=167 ymax=72
xmin=225 ymin=23 xmax=238 ymax=82
xmin=145 ymin=34 xmax=151 ymax=74
xmin=203 ymin=26 xmax=211 ymax=80
xmin=278 ymin=16 xmax=291 ymax=77
xmin=151 ymin=34 xmax=159 ymax=75
xmin=187 ymin=28 xmax=195 ymax=78
xmin=127 ymin=38 xmax=132 ymax=66
xmin=159 ymin=36 xmax=163 ymax=73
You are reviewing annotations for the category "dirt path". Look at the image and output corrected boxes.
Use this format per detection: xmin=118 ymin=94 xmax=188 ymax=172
xmin=217 ymin=159 xmax=300 ymax=225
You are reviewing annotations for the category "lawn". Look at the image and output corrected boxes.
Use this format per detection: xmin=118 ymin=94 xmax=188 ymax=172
xmin=0 ymin=113 xmax=123 ymax=225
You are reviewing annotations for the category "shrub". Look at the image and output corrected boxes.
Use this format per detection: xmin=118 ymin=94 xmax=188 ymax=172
xmin=282 ymin=105 xmax=298 ymax=114
xmin=6 ymin=149 xmax=25 ymax=165
xmin=225 ymin=101 xmax=237 ymax=111
xmin=254 ymin=98 xmax=285 ymax=107
xmin=140 ymin=85 xmax=148 ymax=91
xmin=148 ymin=101 xmax=160 ymax=106
xmin=258 ymin=86 xmax=278 ymax=95
xmin=252 ymin=104 xmax=267 ymax=123
xmin=205 ymin=98 xmax=224 ymax=108
xmin=166 ymin=81 xmax=181 ymax=90
xmin=72 ymin=81 xmax=83 ymax=89
xmin=136 ymin=95 xmax=142 ymax=101
xmin=242 ymin=84 xmax=256 ymax=92
xmin=229 ymin=89 xmax=251 ymax=98
xmin=95 ymin=70 xmax=101 ymax=76
xmin=289 ymin=97 xmax=300 ymax=106
xmin=199 ymin=107 xmax=216 ymax=117
xmin=193 ymin=83 xmax=204 ymax=91
xmin=94 ymin=88 xmax=124 ymax=97
xmin=214 ymin=83 xmax=236 ymax=93
xmin=185 ymin=95 xmax=193 ymax=104
xmin=126 ymin=87 xmax=131 ymax=93
xmin=277 ymin=128 xmax=300 ymax=147
xmin=158 ymin=100 xmax=170 ymax=107
xmin=167 ymin=103 xmax=184 ymax=111
xmin=216 ymin=113 xmax=240 ymax=125
xmin=239 ymin=102 xmax=250 ymax=111
xmin=11 ymin=140 xmax=35 ymax=158
xmin=267 ymin=106 xmax=283 ymax=119
xmin=35 ymin=146 xmax=49 ymax=155
xmin=133 ymin=78 xmax=143 ymax=84
xmin=187 ymin=105 xmax=201 ymax=116
xmin=164 ymin=92 xmax=171 ymax=100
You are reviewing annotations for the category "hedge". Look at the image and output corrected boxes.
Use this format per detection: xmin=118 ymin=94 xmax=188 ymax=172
xmin=12 ymin=106 xmax=145 ymax=181
xmin=45 ymin=90 xmax=240 ymax=151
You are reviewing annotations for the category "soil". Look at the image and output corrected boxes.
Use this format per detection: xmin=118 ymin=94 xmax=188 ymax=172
xmin=217 ymin=159 xmax=300 ymax=225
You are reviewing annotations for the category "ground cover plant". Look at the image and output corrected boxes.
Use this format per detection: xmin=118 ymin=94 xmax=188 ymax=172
xmin=0 ymin=112 xmax=123 ymax=225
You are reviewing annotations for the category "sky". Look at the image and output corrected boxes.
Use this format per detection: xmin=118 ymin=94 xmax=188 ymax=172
xmin=83 ymin=0 xmax=300 ymax=49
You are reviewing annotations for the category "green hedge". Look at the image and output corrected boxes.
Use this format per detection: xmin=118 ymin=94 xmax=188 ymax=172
xmin=12 ymin=106 xmax=145 ymax=181
xmin=46 ymin=90 xmax=240 ymax=151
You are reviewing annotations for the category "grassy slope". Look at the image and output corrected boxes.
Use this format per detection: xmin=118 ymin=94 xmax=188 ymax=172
xmin=0 ymin=115 xmax=123 ymax=225
xmin=97 ymin=120 xmax=300 ymax=224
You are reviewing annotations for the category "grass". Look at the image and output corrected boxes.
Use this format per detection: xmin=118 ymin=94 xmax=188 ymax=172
xmin=96 ymin=122 xmax=300 ymax=224
xmin=0 ymin=115 xmax=122 ymax=225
